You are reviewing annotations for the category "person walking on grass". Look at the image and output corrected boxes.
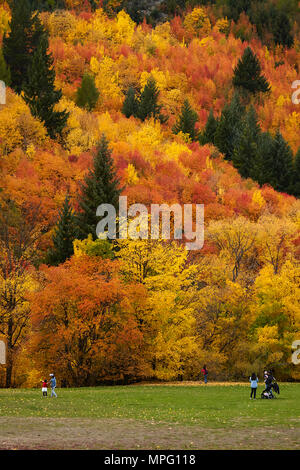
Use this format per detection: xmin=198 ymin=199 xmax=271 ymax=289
xmin=50 ymin=373 xmax=57 ymax=398
xmin=201 ymin=365 xmax=208 ymax=384
xmin=41 ymin=379 xmax=48 ymax=397
xmin=250 ymin=372 xmax=258 ymax=399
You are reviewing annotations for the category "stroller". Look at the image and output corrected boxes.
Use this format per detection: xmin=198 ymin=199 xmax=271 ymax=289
xmin=261 ymin=380 xmax=280 ymax=399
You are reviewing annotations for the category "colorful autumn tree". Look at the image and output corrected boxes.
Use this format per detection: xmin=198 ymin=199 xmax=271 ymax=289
xmin=0 ymin=199 xmax=40 ymax=387
xmin=29 ymin=255 xmax=149 ymax=386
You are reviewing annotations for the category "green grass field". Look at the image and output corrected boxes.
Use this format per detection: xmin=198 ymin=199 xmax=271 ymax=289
xmin=0 ymin=382 xmax=299 ymax=450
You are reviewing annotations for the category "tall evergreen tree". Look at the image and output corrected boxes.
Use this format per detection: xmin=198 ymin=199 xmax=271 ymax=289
xmin=0 ymin=49 xmax=11 ymax=86
xmin=214 ymin=93 xmax=246 ymax=160
xmin=199 ymin=108 xmax=218 ymax=145
xmin=232 ymin=106 xmax=262 ymax=181
xmin=3 ymin=0 xmax=44 ymax=94
xmin=136 ymin=76 xmax=167 ymax=123
xmin=23 ymin=34 xmax=69 ymax=140
xmin=76 ymin=72 xmax=100 ymax=111
xmin=46 ymin=194 xmax=77 ymax=266
xmin=76 ymin=135 xmax=122 ymax=240
xmin=172 ymin=99 xmax=199 ymax=141
xmin=232 ymin=47 xmax=271 ymax=95
xmin=122 ymin=86 xmax=139 ymax=118
xmin=262 ymin=130 xmax=294 ymax=193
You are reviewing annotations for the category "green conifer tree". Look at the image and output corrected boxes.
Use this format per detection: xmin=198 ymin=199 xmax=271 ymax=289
xmin=214 ymin=93 xmax=246 ymax=160
xmin=46 ymin=195 xmax=77 ymax=266
xmin=136 ymin=76 xmax=167 ymax=123
xmin=232 ymin=46 xmax=271 ymax=95
xmin=23 ymin=34 xmax=69 ymax=140
xmin=3 ymin=0 xmax=44 ymax=94
xmin=122 ymin=86 xmax=139 ymax=118
xmin=233 ymin=106 xmax=262 ymax=181
xmin=199 ymin=108 xmax=218 ymax=145
xmin=76 ymin=135 xmax=122 ymax=240
xmin=262 ymin=130 xmax=294 ymax=193
xmin=0 ymin=49 xmax=11 ymax=86
xmin=75 ymin=72 xmax=100 ymax=111
xmin=172 ymin=99 xmax=199 ymax=141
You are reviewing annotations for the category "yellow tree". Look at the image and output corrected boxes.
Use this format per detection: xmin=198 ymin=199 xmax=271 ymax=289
xmin=250 ymin=261 xmax=300 ymax=379
xmin=207 ymin=216 xmax=257 ymax=282
xmin=115 ymin=238 xmax=199 ymax=380
xmin=0 ymin=200 xmax=40 ymax=387
xmin=256 ymin=215 xmax=298 ymax=274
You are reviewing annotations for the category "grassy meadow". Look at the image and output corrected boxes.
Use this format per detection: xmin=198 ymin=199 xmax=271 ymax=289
xmin=0 ymin=382 xmax=299 ymax=449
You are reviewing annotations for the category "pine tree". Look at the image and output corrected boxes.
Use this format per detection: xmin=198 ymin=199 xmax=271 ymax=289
xmin=122 ymin=86 xmax=139 ymax=118
xmin=232 ymin=46 xmax=271 ymax=95
xmin=214 ymin=93 xmax=246 ymax=160
xmin=23 ymin=34 xmax=69 ymax=140
xmin=75 ymin=73 xmax=100 ymax=111
xmin=0 ymin=49 xmax=11 ymax=86
xmin=3 ymin=0 xmax=44 ymax=94
xmin=232 ymin=106 xmax=262 ymax=181
xmin=76 ymin=135 xmax=122 ymax=240
xmin=291 ymin=147 xmax=300 ymax=198
xmin=46 ymin=195 xmax=77 ymax=266
xmin=199 ymin=108 xmax=218 ymax=145
xmin=172 ymin=99 xmax=199 ymax=141
xmin=262 ymin=130 xmax=294 ymax=193
xmin=136 ymin=76 xmax=167 ymax=123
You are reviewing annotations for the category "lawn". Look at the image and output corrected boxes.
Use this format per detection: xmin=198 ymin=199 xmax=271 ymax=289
xmin=0 ymin=382 xmax=299 ymax=450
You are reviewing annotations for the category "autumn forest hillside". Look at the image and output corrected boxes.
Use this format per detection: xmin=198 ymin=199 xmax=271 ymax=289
xmin=0 ymin=0 xmax=299 ymax=388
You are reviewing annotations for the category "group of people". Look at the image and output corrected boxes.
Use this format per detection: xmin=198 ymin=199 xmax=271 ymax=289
xmin=249 ymin=369 xmax=278 ymax=399
xmin=41 ymin=373 xmax=57 ymax=398
xmin=39 ymin=369 xmax=278 ymax=399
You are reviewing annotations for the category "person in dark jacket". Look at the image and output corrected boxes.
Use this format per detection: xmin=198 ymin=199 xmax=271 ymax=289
xmin=201 ymin=365 xmax=208 ymax=384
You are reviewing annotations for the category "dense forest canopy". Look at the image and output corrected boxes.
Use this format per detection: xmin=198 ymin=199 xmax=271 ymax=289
xmin=0 ymin=0 xmax=299 ymax=387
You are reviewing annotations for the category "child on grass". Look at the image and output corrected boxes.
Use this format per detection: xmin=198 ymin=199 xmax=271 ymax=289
xmin=42 ymin=379 xmax=48 ymax=397
xmin=250 ymin=372 xmax=258 ymax=399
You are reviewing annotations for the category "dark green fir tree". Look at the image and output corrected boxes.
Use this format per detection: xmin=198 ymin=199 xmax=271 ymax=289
xmin=76 ymin=135 xmax=122 ymax=240
xmin=199 ymin=108 xmax=218 ymax=145
xmin=214 ymin=93 xmax=246 ymax=160
xmin=46 ymin=194 xmax=77 ymax=266
xmin=122 ymin=86 xmax=139 ymax=118
xmin=232 ymin=106 xmax=262 ymax=181
xmin=136 ymin=76 xmax=167 ymax=123
xmin=232 ymin=46 xmax=271 ymax=95
xmin=76 ymin=72 xmax=100 ymax=111
xmin=263 ymin=130 xmax=294 ymax=193
xmin=0 ymin=49 xmax=11 ymax=86
xmin=3 ymin=0 xmax=44 ymax=94
xmin=172 ymin=99 xmax=199 ymax=141
xmin=23 ymin=34 xmax=69 ymax=140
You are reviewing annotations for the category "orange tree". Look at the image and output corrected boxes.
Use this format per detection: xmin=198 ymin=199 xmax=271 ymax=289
xmin=28 ymin=254 xmax=149 ymax=386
